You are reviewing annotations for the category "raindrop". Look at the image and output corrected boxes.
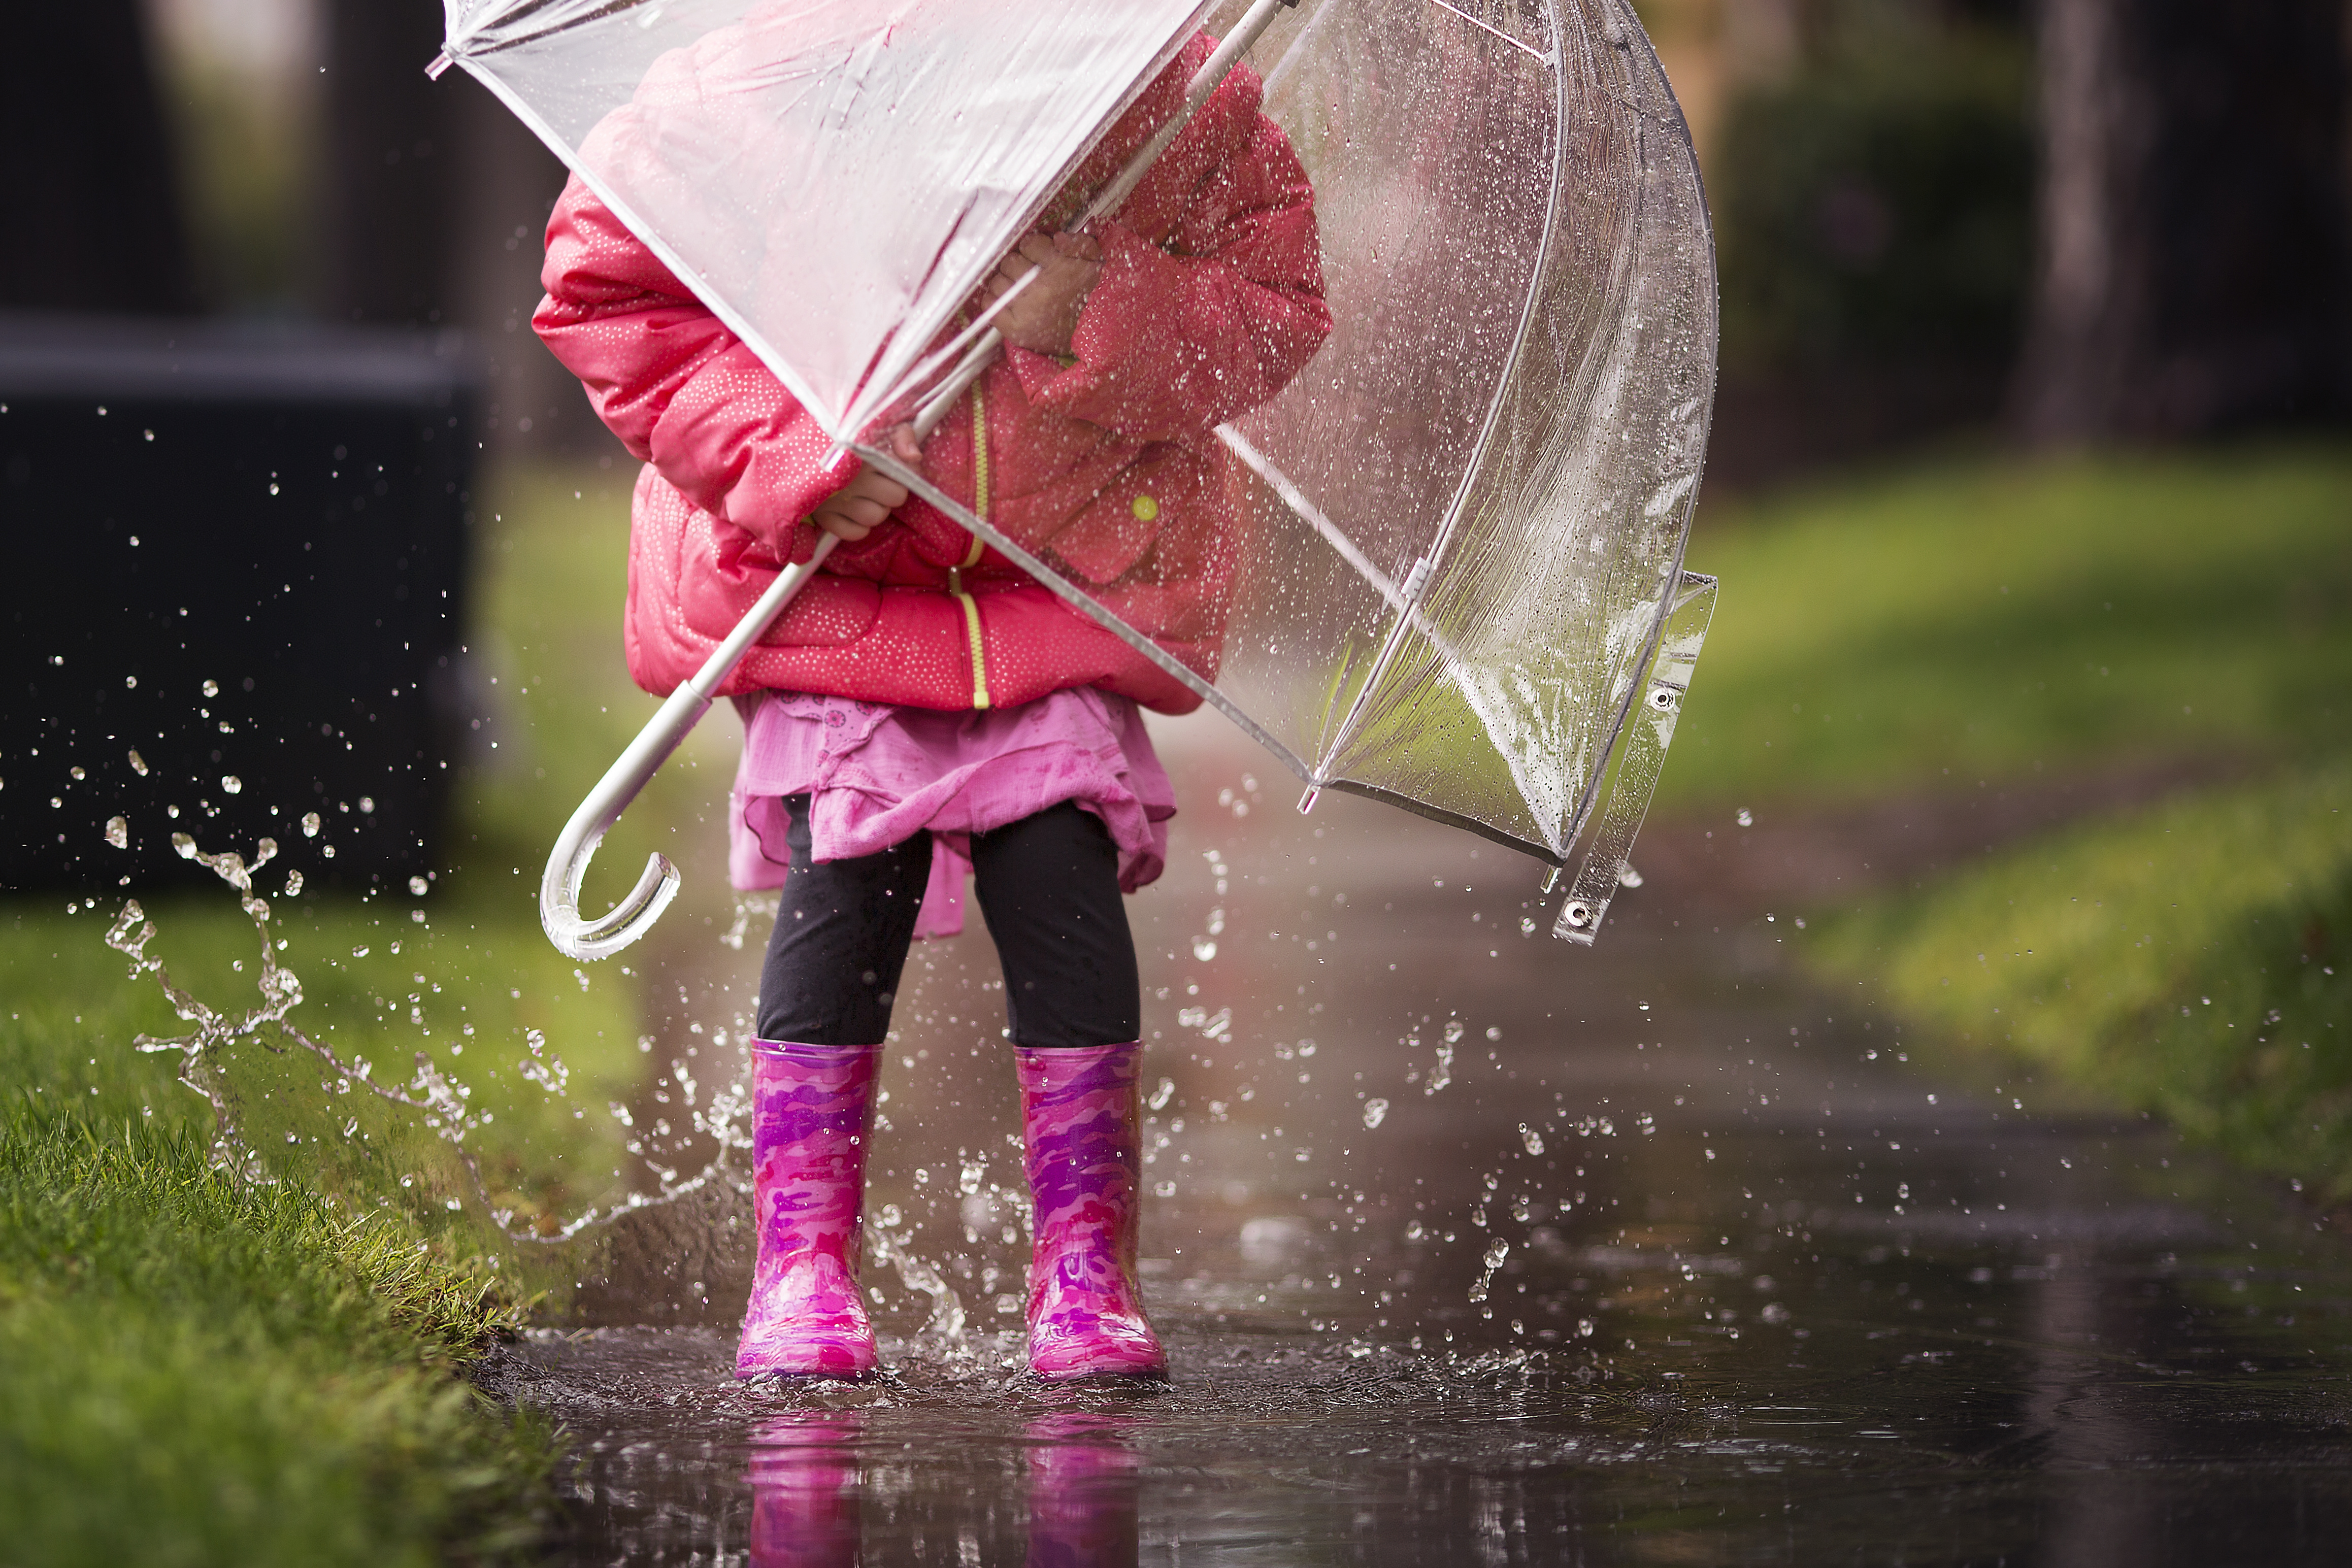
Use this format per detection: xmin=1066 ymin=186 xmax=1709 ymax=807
xmin=104 ymin=817 xmax=127 ymax=849
xmin=220 ymin=776 xmax=242 ymax=795
xmin=1519 ymin=1123 xmax=1545 ymax=1156
xmin=1736 ymin=808 xmax=1753 ymax=827
xmin=1518 ymin=916 xmax=1537 ymax=935
xmin=127 ymin=749 xmax=147 ymax=775
xmin=201 ymin=679 xmax=219 ymax=698
xmin=285 ymin=871 xmax=303 ymax=896
xmin=1760 ymin=1303 xmax=1791 ymax=1326
xmin=69 ymin=766 xmax=84 ymax=781
xmin=1147 ymin=1076 xmax=1175 ymax=1111
xmin=171 ymin=833 xmax=196 ymax=859
xmin=301 ymin=812 xmax=320 ymax=838
xmin=351 ymin=946 xmax=369 ymax=958
xmin=124 ymin=676 xmax=137 ymax=690
xmin=1362 ymin=1097 xmax=1389 ymax=1129
xmin=409 ymin=876 xmax=429 ymax=896
xmin=1191 ymin=938 xmax=1218 ymax=961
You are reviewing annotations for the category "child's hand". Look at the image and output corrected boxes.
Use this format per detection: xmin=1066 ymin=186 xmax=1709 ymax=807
xmin=983 ymin=232 xmax=1103 ymax=356
xmin=809 ymin=426 xmax=921 ymax=542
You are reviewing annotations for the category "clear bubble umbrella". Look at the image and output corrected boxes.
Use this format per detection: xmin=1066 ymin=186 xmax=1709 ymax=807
xmin=432 ymin=0 xmax=1717 ymax=957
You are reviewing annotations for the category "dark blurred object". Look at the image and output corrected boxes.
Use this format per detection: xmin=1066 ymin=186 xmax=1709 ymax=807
xmin=0 ymin=1 xmax=196 ymax=314
xmin=2016 ymin=0 xmax=2352 ymax=441
xmin=1704 ymin=14 xmax=2034 ymax=485
xmin=319 ymin=1 xmax=612 ymax=454
xmin=321 ymin=2 xmax=462 ymax=325
xmin=0 ymin=315 xmax=480 ymax=893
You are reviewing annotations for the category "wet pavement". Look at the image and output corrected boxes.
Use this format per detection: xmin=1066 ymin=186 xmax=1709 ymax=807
xmin=483 ymin=715 xmax=2352 ymax=1565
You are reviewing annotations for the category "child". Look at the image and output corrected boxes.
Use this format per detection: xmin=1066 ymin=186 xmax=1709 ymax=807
xmin=535 ymin=26 xmax=1327 ymax=1381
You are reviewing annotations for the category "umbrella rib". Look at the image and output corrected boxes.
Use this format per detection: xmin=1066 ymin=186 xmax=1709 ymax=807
xmin=1306 ymin=0 xmax=1568 ymax=790
xmin=854 ymin=443 xmax=1320 ymax=789
xmin=1417 ymin=0 xmax=1550 ymax=61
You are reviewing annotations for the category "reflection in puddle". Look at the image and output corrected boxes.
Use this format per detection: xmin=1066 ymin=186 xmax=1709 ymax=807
xmin=746 ymin=1412 xmax=863 ymax=1568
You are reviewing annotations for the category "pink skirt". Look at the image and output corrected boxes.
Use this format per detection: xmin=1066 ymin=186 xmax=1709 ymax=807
xmin=728 ymin=687 xmax=1176 ymax=939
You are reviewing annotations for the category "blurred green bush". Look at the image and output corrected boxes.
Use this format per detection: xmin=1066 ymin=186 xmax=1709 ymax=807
xmin=1711 ymin=23 xmax=2033 ymax=373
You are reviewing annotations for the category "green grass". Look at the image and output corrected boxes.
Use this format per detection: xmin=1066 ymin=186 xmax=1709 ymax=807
xmin=0 ymin=1102 xmax=555 ymax=1567
xmin=1675 ymin=444 xmax=2352 ymax=1191
xmin=0 ymin=461 xmax=730 ymax=1560
xmin=1810 ymin=762 xmax=2352 ymax=1195
xmin=1667 ymin=444 xmax=2352 ymax=810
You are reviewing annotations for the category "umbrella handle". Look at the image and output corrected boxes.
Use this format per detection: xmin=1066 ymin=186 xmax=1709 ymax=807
xmin=538 ymin=533 xmax=840 ymax=960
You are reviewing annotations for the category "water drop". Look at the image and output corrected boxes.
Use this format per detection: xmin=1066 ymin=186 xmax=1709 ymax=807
xmin=202 ymin=679 xmax=219 ymax=698
xmin=104 ymin=816 xmax=127 ymax=849
xmin=1362 ymin=1097 xmax=1389 ymax=1129
xmin=1148 ymin=1076 xmax=1175 ymax=1111
xmin=351 ymin=946 xmax=369 ymax=958
xmin=221 ymin=776 xmax=242 ymax=794
xmin=301 ymin=812 xmax=320 ymax=837
xmin=1519 ymin=1123 xmax=1545 ymax=1156
xmin=409 ymin=876 xmax=429 ymax=896
xmin=127 ymin=749 xmax=147 ymax=775
xmin=1736 ymin=808 xmax=1753 ymax=827
xmin=358 ymin=796 xmax=375 ymax=814
xmin=124 ymin=676 xmax=137 ymax=690
xmin=171 ymin=833 xmax=196 ymax=859
xmin=285 ymin=871 xmax=303 ymax=896
xmin=1191 ymin=938 xmax=1218 ymax=961
xmin=69 ymin=766 xmax=84 ymax=780
xmin=1484 ymin=1238 xmax=1509 ymax=1269
xmin=1519 ymin=916 xmax=1537 ymax=935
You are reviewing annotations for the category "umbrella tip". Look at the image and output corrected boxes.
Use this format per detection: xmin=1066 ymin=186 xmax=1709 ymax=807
xmin=425 ymin=51 xmax=453 ymax=81
xmin=1297 ymin=787 xmax=1320 ymax=815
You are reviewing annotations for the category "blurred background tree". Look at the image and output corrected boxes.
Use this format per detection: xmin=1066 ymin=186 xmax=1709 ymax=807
xmin=2018 ymin=0 xmax=2351 ymax=442
xmin=1640 ymin=0 xmax=2351 ymax=480
xmin=1 ymin=1 xmax=198 ymax=314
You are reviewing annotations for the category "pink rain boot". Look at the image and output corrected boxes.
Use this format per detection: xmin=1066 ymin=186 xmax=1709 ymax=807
xmin=736 ymin=1040 xmax=880 ymax=1381
xmin=1015 ymin=1043 xmax=1168 ymax=1381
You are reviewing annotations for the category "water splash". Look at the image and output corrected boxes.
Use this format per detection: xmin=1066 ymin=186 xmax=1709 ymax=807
xmin=103 ymin=829 xmax=752 ymax=1244
xmin=1467 ymin=1237 xmax=1509 ymax=1303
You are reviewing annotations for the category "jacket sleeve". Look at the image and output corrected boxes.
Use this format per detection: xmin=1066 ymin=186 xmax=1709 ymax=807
xmin=533 ymin=175 xmax=835 ymax=563
xmin=1016 ymin=76 xmax=1331 ymax=443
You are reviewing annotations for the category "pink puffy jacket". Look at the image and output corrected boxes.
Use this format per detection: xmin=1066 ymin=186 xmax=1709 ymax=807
xmin=534 ymin=32 xmax=1330 ymax=714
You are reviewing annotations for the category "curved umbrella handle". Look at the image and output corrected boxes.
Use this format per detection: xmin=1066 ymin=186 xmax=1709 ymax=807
xmin=539 ymin=534 xmax=839 ymax=960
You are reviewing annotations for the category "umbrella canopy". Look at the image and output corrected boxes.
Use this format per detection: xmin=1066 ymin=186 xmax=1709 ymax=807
xmin=439 ymin=0 xmax=1717 ymax=943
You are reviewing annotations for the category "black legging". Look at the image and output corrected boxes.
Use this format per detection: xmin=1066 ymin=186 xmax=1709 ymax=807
xmin=755 ymin=795 xmax=1141 ymax=1049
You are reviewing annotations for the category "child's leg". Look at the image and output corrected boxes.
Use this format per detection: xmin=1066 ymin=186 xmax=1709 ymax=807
xmin=757 ymin=794 xmax=931 ymax=1046
xmin=739 ymin=795 xmax=928 ymax=1380
xmin=971 ymin=804 xmax=1164 ymax=1379
xmin=968 ymin=802 xmax=1140 ymax=1049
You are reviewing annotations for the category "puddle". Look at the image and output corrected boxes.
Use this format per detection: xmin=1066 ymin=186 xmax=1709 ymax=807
xmin=460 ymin=726 xmax=2352 ymax=1564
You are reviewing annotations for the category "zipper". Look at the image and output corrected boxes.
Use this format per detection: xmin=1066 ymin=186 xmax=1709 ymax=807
xmin=947 ymin=380 xmax=991 ymax=709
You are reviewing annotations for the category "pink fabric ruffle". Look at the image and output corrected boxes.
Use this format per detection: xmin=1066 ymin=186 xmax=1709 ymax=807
xmin=728 ymin=687 xmax=1175 ymax=939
